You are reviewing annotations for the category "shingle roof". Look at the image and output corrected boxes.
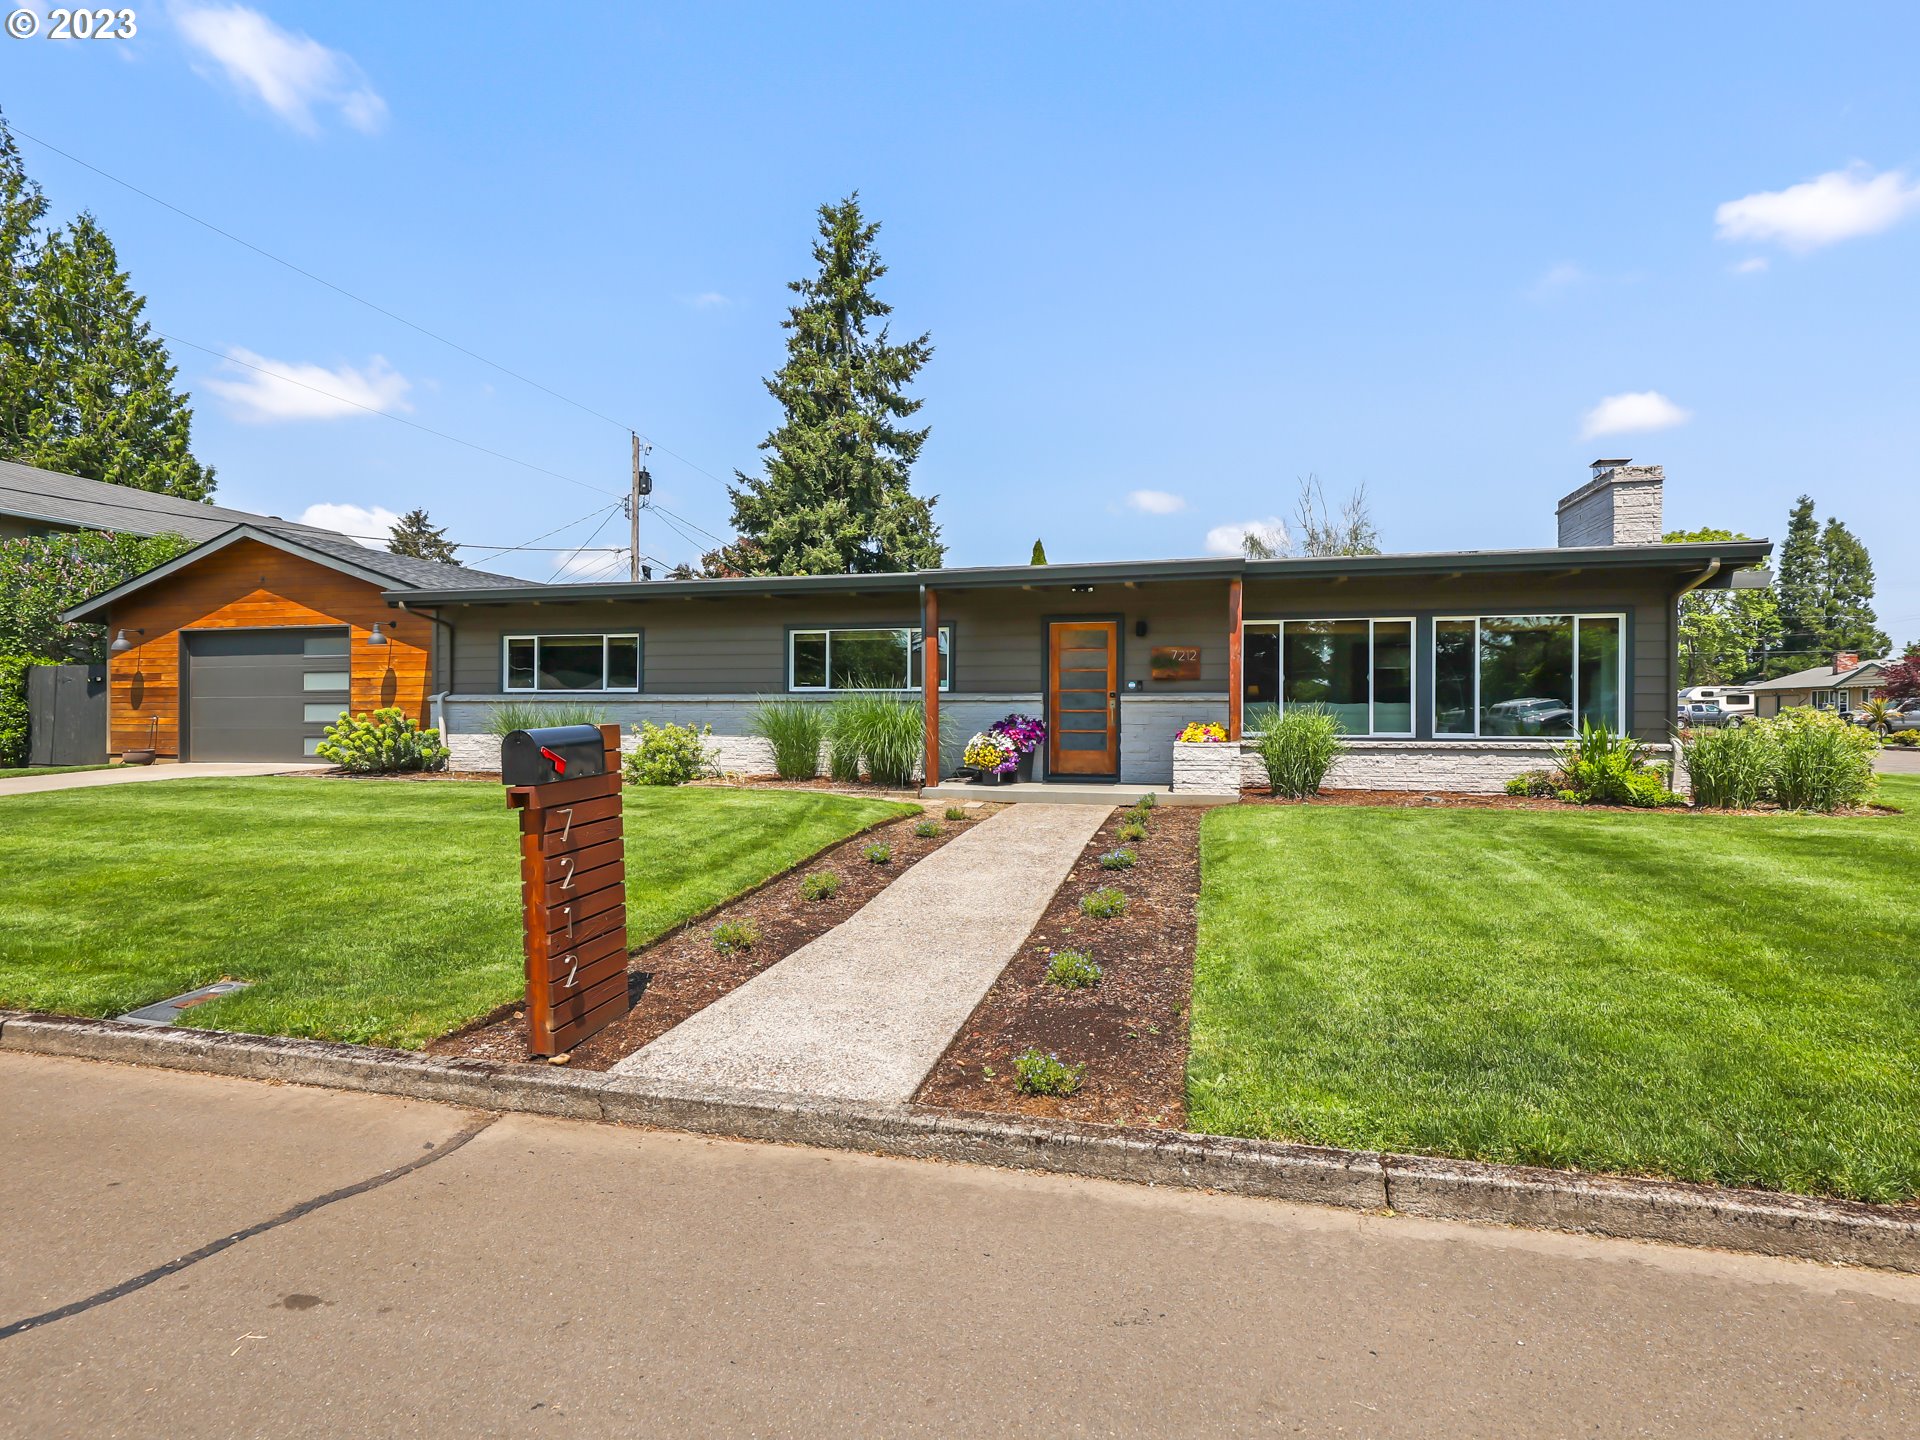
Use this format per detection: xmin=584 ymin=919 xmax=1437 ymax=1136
xmin=0 ymin=458 xmax=344 ymax=544
xmin=280 ymin=525 xmax=526 ymax=590
xmin=1744 ymin=658 xmax=1891 ymax=691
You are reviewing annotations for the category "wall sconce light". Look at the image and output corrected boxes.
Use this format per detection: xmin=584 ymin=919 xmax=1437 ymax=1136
xmin=1135 ymin=620 xmax=1149 ymax=638
xmin=366 ymin=622 xmax=390 ymax=647
xmin=109 ymin=628 xmax=144 ymax=654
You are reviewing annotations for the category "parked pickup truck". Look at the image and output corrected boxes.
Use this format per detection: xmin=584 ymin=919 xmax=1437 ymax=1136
xmin=1677 ymin=701 xmax=1748 ymax=728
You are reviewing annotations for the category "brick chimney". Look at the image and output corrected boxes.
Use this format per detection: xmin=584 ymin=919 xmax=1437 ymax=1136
xmin=1832 ymin=651 xmax=1860 ymax=674
xmin=1557 ymin=458 xmax=1665 ymax=547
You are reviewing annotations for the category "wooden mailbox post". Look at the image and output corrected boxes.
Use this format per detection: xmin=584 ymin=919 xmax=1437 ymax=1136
xmin=503 ymin=722 xmax=630 ymax=1056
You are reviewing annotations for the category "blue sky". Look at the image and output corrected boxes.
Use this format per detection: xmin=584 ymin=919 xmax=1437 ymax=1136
xmin=5 ymin=3 xmax=1916 ymax=644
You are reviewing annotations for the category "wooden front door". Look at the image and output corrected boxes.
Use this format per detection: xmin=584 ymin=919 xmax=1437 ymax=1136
xmin=1048 ymin=620 xmax=1120 ymax=776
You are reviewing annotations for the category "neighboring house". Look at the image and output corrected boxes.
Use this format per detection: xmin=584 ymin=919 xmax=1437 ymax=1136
xmin=1745 ymin=654 xmax=1892 ymax=718
xmin=62 ymin=525 xmax=521 ymax=761
xmin=63 ymin=458 xmax=1771 ymax=788
xmin=0 ymin=457 xmax=346 ymax=544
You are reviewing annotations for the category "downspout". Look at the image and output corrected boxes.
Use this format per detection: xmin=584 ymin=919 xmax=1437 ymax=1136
xmin=396 ymin=601 xmax=457 ymax=734
xmin=1669 ymin=558 xmax=1721 ymax=793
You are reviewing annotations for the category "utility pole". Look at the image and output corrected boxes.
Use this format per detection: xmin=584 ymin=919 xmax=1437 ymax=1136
xmin=628 ymin=433 xmax=652 ymax=582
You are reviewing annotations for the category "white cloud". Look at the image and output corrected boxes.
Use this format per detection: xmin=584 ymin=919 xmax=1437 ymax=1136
xmin=1204 ymin=517 xmax=1289 ymax=558
xmin=1714 ymin=164 xmax=1920 ymax=254
xmin=1528 ymin=261 xmax=1587 ymax=299
xmin=1730 ymin=256 xmax=1770 ymax=275
xmin=297 ymin=503 xmax=401 ymax=547
xmin=1579 ymin=390 xmax=1691 ymax=440
xmin=1125 ymin=488 xmax=1186 ymax=515
xmin=207 ymin=348 xmax=412 ymax=422
xmin=173 ymin=3 xmax=387 ymax=135
xmin=680 ymin=292 xmax=734 ymax=309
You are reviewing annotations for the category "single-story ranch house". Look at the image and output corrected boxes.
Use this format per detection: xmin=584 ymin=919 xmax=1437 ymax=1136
xmin=1744 ymin=652 xmax=1894 ymax=718
xmin=65 ymin=459 xmax=1771 ymax=792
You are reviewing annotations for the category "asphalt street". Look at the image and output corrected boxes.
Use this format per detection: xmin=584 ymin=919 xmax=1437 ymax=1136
xmin=3 ymin=1051 xmax=1916 ymax=1437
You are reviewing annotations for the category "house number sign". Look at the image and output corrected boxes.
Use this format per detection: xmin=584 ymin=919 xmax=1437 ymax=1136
xmin=502 ymin=723 xmax=630 ymax=1055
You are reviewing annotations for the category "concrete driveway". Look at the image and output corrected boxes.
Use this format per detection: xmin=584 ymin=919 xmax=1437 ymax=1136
xmin=0 ymin=761 xmax=328 ymax=797
xmin=3 ymin=1053 xmax=1916 ymax=1437
xmin=1876 ymin=747 xmax=1920 ymax=775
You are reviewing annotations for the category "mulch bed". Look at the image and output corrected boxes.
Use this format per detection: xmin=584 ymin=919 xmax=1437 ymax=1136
xmin=914 ymin=803 xmax=1200 ymax=1130
xmin=430 ymin=802 xmax=1000 ymax=1071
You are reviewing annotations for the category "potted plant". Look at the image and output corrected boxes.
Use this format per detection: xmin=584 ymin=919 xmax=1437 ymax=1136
xmin=962 ymin=730 xmax=1019 ymax=785
xmin=989 ymin=712 xmax=1046 ymax=781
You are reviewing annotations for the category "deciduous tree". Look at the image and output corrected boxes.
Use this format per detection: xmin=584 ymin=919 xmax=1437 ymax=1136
xmin=1664 ymin=527 xmax=1782 ymax=684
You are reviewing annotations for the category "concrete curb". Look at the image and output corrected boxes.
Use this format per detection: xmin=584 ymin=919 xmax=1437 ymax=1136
xmin=4 ymin=1010 xmax=1916 ymax=1273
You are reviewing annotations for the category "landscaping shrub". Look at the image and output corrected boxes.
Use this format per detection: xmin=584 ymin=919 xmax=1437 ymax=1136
xmin=1503 ymin=769 xmax=1558 ymax=798
xmin=1767 ymin=707 xmax=1877 ymax=812
xmin=1135 ymin=791 xmax=1157 ymax=810
xmin=1554 ymin=723 xmax=1682 ymax=808
xmin=484 ymin=702 xmax=606 ymax=736
xmin=944 ymin=805 xmax=968 ymax=821
xmin=1890 ymin=729 xmax=1919 ymax=748
xmin=0 ymin=655 xmax=43 ymax=768
xmin=1098 ymin=847 xmax=1137 ymax=870
xmin=623 ymin=720 xmax=716 ymax=786
xmin=750 ymin=699 xmax=827 ymax=780
xmin=913 ymin=818 xmax=941 ymax=838
xmin=315 ymin=707 xmax=450 ymax=774
xmin=863 ymin=842 xmax=893 ymax=865
xmin=799 ymin=870 xmax=841 ymax=903
xmin=1013 ymin=1047 xmax=1085 ymax=1096
xmin=825 ymin=690 xmax=926 ymax=787
xmin=1080 ymin=886 xmax=1127 ymax=918
xmin=1116 ymin=819 xmax=1147 ymax=843
xmin=1044 ymin=950 xmax=1102 ymax=990
xmin=1254 ymin=706 xmax=1343 ymax=798
xmin=1681 ymin=722 xmax=1774 ymax=810
xmin=710 ymin=918 xmax=761 ymax=954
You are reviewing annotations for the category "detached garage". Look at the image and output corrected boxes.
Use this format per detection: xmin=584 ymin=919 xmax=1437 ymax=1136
xmin=63 ymin=525 xmax=520 ymax=762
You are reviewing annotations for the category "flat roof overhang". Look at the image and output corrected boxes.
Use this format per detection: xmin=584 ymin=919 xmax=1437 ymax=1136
xmin=383 ymin=540 xmax=1773 ymax=607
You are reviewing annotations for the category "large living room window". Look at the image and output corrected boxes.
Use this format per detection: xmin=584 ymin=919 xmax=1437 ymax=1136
xmin=1240 ymin=618 xmax=1414 ymax=735
xmin=788 ymin=626 xmax=951 ymax=692
xmin=504 ymin=634 xmax=641 ymax=692
xmin=1433 ymin=614 xmax=1623 ymax=736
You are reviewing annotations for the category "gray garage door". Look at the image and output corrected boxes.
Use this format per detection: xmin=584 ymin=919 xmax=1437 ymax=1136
xmin=185 ymin=628 xmax=352 ymax=761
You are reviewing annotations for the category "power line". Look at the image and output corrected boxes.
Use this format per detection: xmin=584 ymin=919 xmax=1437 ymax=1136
xmin=644 ymin=499 xmax=730 ymax=547
xmin=460 ymin=502 xmax=623 ymax=561
xmin=13 ymin=123 xmax=744 ymax=498
xmin=550 ymin=506 xmax=621 ymax=583
xmin=157 ymin=334 xmax=623 ymax=500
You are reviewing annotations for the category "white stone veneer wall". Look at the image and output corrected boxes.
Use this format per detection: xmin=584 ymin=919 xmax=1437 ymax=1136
xmin=1174 ymin=738 xmax=1676 ymax=796
xmin=441 ymin=694 xmax=1041 ymax=779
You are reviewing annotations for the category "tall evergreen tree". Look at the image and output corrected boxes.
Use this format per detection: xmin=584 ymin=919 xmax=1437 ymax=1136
xmin=14 ymin=213 xmax=214 ymax=498
xmin=0 ymin=120 xmax=47 ymax=459
xmin=1029 ymin=539 xmax=1048 ymax=565
xmin=725 ymin=194 xmax=941 ymax=576
xmin=1770 ymin=495 xmax=1822 ymax=671
xmin=1818 ymin=518 xmax=1889 ymax=658
xmin=387 ymin=508 xmax=459 ymax=563
xmin=0 ymin=115 xmax=214 ymax=499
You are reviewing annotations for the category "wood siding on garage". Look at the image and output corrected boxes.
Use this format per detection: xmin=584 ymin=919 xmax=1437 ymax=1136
xmin=100 ymin=538 xmax=432 ymax=758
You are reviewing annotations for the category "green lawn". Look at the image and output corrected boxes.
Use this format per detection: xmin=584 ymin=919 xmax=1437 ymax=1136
xmin=0 ymin=778 xmax=913 ymax=1049
xmin=0 ymin=764 xmax=115 ymax=779
xmin=1190 ymin=775 xmax=1920 ymax=1203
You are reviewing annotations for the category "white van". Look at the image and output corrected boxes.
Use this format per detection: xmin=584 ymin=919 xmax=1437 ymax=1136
xmin=1677 ymin=686 xmax=1757 ymax=723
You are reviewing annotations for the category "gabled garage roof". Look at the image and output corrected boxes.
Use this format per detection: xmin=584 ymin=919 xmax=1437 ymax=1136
xmin=60 ymin=524 xmax=525 ymax=622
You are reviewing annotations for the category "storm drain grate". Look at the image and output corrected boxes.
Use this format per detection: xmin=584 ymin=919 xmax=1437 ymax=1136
xmin=117 ymin=980 xmax=252 ymax=1027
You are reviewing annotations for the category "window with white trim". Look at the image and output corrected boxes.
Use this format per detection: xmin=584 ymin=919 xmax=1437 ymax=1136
xmin=1433 ymin=614 xmax=1624 ymax=737
xmin=503 ymin=634 xmax=640 ymax=692
xmin=1240 ymin=618 xmax=1414 ymax=735
xmin=788 ymin=626 xmax=950 ymax=692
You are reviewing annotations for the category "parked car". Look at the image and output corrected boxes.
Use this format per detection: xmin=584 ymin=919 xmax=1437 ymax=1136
xmin=1486 ymin=697 xmax=1575 ymax=734
xmin=1851 ymin=698 xmax=1920 ymax=735
xmin=1677 ymin=686 xmax=1756 ymax=723
xmin=1678 ymin=701 xmax=1748 ymax=728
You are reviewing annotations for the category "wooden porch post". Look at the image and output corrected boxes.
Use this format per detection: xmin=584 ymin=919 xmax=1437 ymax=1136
xmin=922 ymin=585 xmax=941 ymax=785
xmin=1227 ymin=576 xmax=1244 ymax=740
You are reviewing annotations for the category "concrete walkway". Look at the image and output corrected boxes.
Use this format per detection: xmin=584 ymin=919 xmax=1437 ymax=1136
xmin=614 ymin=803 xmax=1108 ymax=1101
xmin=0 ymin=761 xmax=328 ymax=798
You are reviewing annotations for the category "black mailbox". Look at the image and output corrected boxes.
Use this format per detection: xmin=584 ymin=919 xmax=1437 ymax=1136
xmin=501 ymin=725 xmax=609 ymax=786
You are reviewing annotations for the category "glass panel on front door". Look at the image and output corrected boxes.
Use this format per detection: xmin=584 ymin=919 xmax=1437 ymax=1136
xmin=1049 ymin=621 xmax=1118 ymax=776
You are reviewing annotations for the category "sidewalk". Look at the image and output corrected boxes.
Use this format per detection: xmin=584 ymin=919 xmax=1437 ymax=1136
xmin=613 ymin=803 xmax=1107 ymax=1101
xmin=0 ymin=762 xmax=328 ymax=798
